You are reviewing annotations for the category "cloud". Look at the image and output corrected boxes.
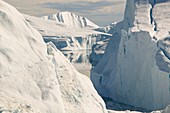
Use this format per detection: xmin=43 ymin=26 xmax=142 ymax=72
xmin=42 ymin=1 xmax=124 ymax=13
xmin=41 ymin=1 xmax=125 ymax=25
xmin=4 ymin=0 xmax=126 ymax=26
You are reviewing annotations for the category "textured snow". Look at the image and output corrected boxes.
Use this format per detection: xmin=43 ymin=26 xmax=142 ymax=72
xmin=42 ymin=11 xmax=99 ymax=29
xmin=0 ymin=1 xmax=108 ymax=113
xmin=91 ymin=0 xmax=170 ymax=112
xmin=47 ymin=43 xmax=108 ymax=113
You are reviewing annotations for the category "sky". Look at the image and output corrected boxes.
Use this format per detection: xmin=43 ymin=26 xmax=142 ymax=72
xmin=4 ymin=0 xmax=126 ymax=26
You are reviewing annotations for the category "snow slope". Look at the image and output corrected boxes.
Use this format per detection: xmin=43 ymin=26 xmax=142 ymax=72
xmin=91 ymin=0 xmax=170 ymax=112
xmin=42 ymin=11 xmax=99 ymax=29
xmin=0 ymin=1 xmax=108 ymax=113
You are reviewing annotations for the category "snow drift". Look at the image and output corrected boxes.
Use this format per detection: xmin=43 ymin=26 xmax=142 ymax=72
xmin=91 ymin=0 xmax=170 ymax=111
xmin=0 ymin=1 xmax=108 ymax=113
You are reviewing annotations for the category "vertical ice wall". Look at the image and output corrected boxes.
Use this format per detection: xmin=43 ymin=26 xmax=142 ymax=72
xmin=91 ymin=0 xmax=170 ymax=111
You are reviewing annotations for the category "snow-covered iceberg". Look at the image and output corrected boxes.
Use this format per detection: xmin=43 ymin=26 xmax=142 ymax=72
xmin=0 ymin=1 xmax=108 ymax=113
xmin=42 ymin=11 xmax=99 ymax=29
xmin=91 ymin=0 xmax=170 ymax=111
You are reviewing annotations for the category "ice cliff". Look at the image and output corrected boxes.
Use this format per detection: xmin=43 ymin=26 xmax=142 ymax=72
xmin=91 ymin=0 xmax=170 ymax=111
xmin=0 ymin=1 xmax=108 ymax=113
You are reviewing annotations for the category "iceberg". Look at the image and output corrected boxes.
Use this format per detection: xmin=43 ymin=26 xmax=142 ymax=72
xmin=91 ymin=0 xmax=170 ymax=111
xmin=0 ymin=1 xmax=108 ymax=113
xmin=25 ymin=14 xmax=110 ymax=51
xmin=42 ymin=11 xmax=99 ymax=29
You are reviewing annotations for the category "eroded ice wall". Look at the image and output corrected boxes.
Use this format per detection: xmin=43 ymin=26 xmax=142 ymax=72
xmin=91 ymin=0 xmax=170 ymax=111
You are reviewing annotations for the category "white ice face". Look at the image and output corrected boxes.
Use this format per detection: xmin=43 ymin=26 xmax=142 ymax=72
xmin=91 ymin=0 xmax=170 ymax=112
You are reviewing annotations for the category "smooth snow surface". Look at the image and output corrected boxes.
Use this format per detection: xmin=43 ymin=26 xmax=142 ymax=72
xmin=0 ymin=1 xmax=108 ymax=113
xmin=42 ymin=12 xmax=99 ymax=29
xmin=91 ymin=0 xmax=170 ymax=112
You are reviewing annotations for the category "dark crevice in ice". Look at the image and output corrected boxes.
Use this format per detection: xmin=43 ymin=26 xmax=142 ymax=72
xmin=149 ymin=0 xmax=158 ymax=31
